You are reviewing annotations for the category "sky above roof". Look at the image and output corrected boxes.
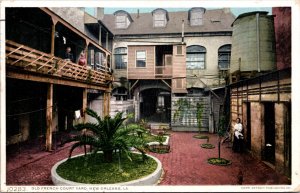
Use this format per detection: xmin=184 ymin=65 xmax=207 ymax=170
xmin=99 ymin=7 xmax=272 ymax=16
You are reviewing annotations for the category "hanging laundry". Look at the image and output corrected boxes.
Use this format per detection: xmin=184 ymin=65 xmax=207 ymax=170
xmin=75 ymin=110 xmax=81 ymax=119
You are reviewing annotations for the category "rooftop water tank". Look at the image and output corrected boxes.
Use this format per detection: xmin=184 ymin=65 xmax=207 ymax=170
xmin=230 ymin=11 xmax=276 ymax=73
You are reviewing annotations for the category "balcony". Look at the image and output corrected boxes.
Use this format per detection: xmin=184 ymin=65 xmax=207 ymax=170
xmin=6 ymin=40 xmax=113 ymax=89
xmin=155 ymin=66 xmax=172 ymax=78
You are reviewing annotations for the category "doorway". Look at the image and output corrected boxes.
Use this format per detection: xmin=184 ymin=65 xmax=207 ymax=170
xmin=263 ymin=102 xmax=275 ymax=164
xmin=140 ymin=88 xmax=171 ymax=123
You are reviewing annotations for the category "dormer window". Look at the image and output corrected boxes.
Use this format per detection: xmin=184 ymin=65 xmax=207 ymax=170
xmin=152 ymin=8 xmax=169 ymax=28
xmin=113 ymin=10 xmax=133 ymax=29
xmin=188 ymin=7 xmax=206 ymax=26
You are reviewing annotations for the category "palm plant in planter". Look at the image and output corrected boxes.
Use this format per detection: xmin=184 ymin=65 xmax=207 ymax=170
xmin=64 ymin=108 xmax=147 ymax=163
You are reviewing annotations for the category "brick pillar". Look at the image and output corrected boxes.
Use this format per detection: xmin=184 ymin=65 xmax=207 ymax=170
xmin=274 ymin=103 xmax=287 ymax=174
xmin=250 ymin=102 xmax=263 ymax=159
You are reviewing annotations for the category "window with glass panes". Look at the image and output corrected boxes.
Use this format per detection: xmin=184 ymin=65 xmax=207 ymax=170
xmin=190 ymin=11 xmax=203 ymax=26
xmin=218 ymin=45 xmax=231 ymax=70
xmin=186 ymin=45 xmax=206 ymax=69
xmin=154 ymin=13 xmax=166 ymax=27
xmin=136 ymin=50 xmax=146 ymax=67
xmin=114 ymin=47 xmax=127 ymax=69
xmin=116 ymin=15 xmax=127 ymax=29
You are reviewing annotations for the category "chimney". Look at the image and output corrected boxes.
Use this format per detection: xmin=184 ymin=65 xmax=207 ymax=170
xmin=97 ymin=8 xmax=104 ymax=20
xmin=223 ymin=8 xmax=230 ymax=14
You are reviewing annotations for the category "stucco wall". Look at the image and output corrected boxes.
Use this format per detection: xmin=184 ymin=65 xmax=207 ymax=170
xmin=113 ymin=35 xmax=232 ymax=88
xmin=87 ymin=94 xmax=104 ymax=123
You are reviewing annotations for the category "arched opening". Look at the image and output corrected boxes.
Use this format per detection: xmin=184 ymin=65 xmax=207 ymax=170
xmin=186 ymin=45 xmax=206 ymax=69
xmin=139 ymin=88 xmax=171 ymax=123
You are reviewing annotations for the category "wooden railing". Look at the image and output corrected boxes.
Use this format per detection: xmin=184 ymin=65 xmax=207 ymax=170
xmin=6 ymin=40 xmax=113 ymax=86
xmin=155 ymin=66 xmax=172 ymax=78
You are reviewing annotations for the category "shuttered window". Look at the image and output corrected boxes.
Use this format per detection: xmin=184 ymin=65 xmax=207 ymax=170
xmin=177 ymin=46 xmax=183 ymax=55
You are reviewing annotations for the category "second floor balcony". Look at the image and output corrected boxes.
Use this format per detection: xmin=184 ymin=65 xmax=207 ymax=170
xmin=6 ymin=40 xmax=113 ymax=88
xmin=5 ymin=7 xmax=113 ymax=90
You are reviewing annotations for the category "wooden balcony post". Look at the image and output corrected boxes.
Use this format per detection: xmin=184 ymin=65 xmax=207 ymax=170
xmin=46 ymin=83 xmax=53 ymax=151
xmin=103 ymin=92 xmax=107 ymax=116
xmin=103 ymin=91 xmax=110 ymax=116
xmin=51 ymin=18 xmax=58 ymax=55
xmin=106 ymin=32 xmax=108 ymax=50
xmin=107 ymin=91 xmax=110 ymax=115
xmin=83 ymin=88 xmax=87 ymax=121
xmin=99 ymin=26 xmax=102 ymax=46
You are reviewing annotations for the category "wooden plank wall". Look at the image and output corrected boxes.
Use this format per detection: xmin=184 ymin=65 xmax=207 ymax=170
xmin=127 ymin=45 xmax=155 ymax=79
xmin=172 ymin=45 xmax=187 ymax=93
xmin=230 ymin=72 xmax=291 ymax=128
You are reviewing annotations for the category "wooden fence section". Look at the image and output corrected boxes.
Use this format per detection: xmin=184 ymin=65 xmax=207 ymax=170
xmin=6 ymin=40 xmax=113 ymax=86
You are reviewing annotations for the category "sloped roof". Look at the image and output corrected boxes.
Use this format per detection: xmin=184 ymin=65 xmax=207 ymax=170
xmin=102 ymin=8 xmax=236 ymax=35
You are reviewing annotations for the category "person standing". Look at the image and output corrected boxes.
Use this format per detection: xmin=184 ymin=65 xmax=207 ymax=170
xmin=232 ymin=118 xmax=244 ymax=153
xmin=64 ymin=46 xmax=74 ymax=62
xmin=78 ymin=52 xmax=87 ymax=66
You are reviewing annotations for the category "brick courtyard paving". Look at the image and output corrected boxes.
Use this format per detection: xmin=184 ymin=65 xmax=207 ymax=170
xmin=6 ymin=131 xmax=290 ymax=185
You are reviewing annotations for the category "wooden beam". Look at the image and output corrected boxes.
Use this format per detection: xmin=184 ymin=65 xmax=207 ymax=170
xmin=6 ymin=70 xmax=109 ymax=91
xmin=50 ymin=19 xmax=58 ymax=55
xmin=161 ymin=79 xmax=171 ymax=89
xmin=129 ymin=80 xmax=139 ymax=91
xmin=46 ymin=83 xmax=53 ymax=151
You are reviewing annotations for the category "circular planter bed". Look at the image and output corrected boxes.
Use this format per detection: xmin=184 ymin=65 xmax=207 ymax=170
xmin=148 ymin=144 xmax=170 ymax=154
xmin=200 ymin=143 xmax=215 ymax=149
xmin=207 ymin=158 xmax=231 ymax=166
xmin=193 ymin=134 xmax=209 ymax=140
xmin=51 ymin=152 xmax=162 ymax=186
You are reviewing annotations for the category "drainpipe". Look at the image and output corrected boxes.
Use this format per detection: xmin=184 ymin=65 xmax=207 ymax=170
xmin=181 ymin=20 xmax=184 ymax=43
xmin=256 ymin=13 xmax=261 ymax=72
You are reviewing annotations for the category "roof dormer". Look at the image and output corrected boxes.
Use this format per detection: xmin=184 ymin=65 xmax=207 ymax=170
xmin=188 ymin=7 xmax=206 ymax=26
xmin=151 ymin=8 xmax=169 ymax=28
xmin=113 ymin=10 xmax=133 ymax=29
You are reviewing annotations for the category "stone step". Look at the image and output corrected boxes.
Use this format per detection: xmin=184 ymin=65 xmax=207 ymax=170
xmin=149 ymin=123 xmax=170 ymax=130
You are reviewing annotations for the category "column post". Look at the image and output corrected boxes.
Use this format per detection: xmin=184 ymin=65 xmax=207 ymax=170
xmin=50 ymin=18 xmax=58 ymax=55
xmin=46 ymin=83 xmax=53 ymax=151
xmin=83 ymin=88 xmax=87 ymax=121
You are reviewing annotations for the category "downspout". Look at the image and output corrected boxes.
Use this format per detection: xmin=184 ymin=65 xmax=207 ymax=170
xmin=181 ymin=20 xmax=184 ymax=43
xmin=256 ymin=13 xmax=261 ymax=72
